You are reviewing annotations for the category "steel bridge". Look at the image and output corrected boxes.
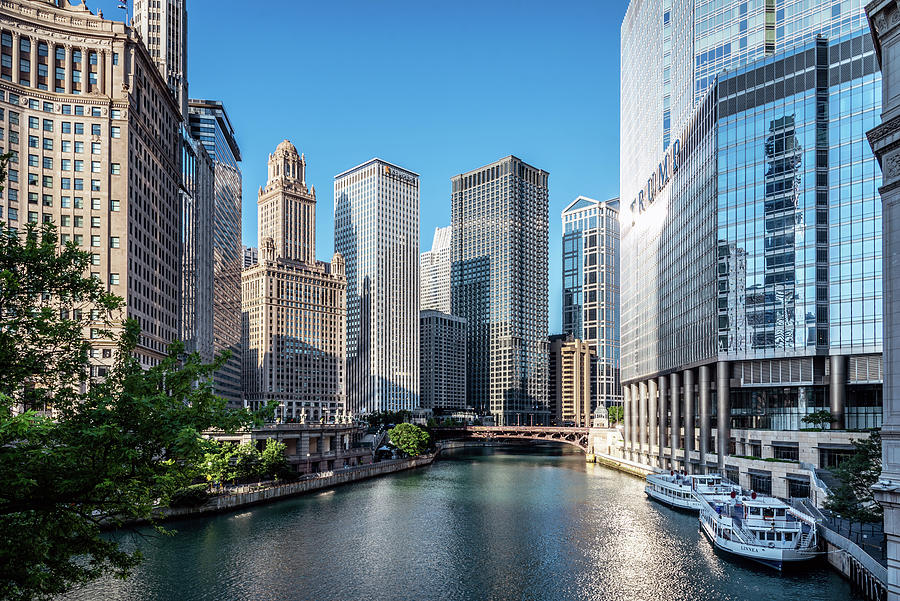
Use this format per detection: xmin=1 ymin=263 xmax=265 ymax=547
xmin=434 ymin=426 xmax=590 ymax=453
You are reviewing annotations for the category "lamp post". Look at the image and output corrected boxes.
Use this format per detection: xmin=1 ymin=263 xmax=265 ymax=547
xmin=306 ymin=452 xmax=311 ymax=475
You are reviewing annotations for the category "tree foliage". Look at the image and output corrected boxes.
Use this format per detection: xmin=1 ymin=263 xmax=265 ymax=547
xmin=0 ymin=222 xmax=263 ymax=601
xmin=824 ymin=431 xmax=882 ymax=523
xmin=388 ymin=423 xmax=430 ymax=457
xmin=365 ymin=410 xmax=411 ymax=428
xmin=607 ymin=405 xmax=624 ymax=426
xmin=801 ymin=409 xmax=834 ymax=431
xmin=201 ymin=439 xmax=288 ymax=488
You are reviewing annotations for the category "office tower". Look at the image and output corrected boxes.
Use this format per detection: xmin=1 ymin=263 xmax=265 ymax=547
xmin=179 ymin=131 xmax=214 ymax=362
xmin=243 ymin=141 xmax=346 ymax=421
xmin=420 ymin=225 xmax=451 ymax=314
xmin=243 ymin=245 xmax=258 ymax=268
xmin=620 ymin=1 xmax=882 ymax=498
xmin=0 ymin=0 xmax=181 ymax=373
xmin=188 ymin=98 xmax=243 ymax=406
xmin=133 ymin=0 xmax=188 ymax=117
xmin=548 ymin=334 xmax=594 ymax=428
xmin=451 ymin=156 xmax=549 ymax=426
xmin=420 ymin=226 xmax=452 ymax=313
xmin=420 ymin=310 xmax=466 ymax=411
xmin=334 ymin=159 xmax=419 ymax=415
xmin=561 ymin=196 xmax=621 ymax=411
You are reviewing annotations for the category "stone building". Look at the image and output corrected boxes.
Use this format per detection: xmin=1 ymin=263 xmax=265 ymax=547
xmin=0 ymin=0 xmax=182 ymax=371
xmin=242 ymin=141 xmax=346 ymax=422
xmin=420 ymin=310 xmax=466 ymax=411
xmin=548 ymin=334 xmax=594 ymax=427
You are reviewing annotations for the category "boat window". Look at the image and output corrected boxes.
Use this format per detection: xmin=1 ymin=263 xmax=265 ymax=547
xmin=775 ymin=509 xmax=785 ymax=517
xmin=763 ymin=507 xmax=775 ymax=519
xmin=750 ymin=507 xmax=761 ymax=516
xmin=785 ymin=532 xmax=793 ymax=541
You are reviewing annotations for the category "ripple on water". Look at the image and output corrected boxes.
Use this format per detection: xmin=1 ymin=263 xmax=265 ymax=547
xmin=60 ymin=446 xmax=862 ymax=601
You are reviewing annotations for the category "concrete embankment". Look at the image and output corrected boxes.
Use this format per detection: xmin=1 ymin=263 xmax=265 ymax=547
xmin=588 ymin=453 xmax=654 ymax=478
xmin=821 ymin=525 xmax=887 ymax=601
xmin=154 ymin=453 xmax=436 ymax=522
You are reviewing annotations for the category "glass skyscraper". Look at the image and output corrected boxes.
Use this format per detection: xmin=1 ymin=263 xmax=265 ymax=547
xmin=334 ymin=159 xmax=420 ymax=414
xmin=620 ymin=0 xmax=882 ymax=494
xmin=188 ymin=99 xmax=243 ymax=407
xmin=451 ymin=156 xmax=549 ymax=426
xmin=561 ymin=196 xmax=622 ymax=411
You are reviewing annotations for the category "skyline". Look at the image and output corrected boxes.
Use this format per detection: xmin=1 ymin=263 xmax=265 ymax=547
xmin=92 ymin=0 xmax=629 ymax=333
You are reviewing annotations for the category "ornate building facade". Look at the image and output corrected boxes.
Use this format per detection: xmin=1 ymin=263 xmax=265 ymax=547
xmin=0 ymin=0 xmax=182 ymax=371
xmin=242 ymin=141 xmax=346 ymax=421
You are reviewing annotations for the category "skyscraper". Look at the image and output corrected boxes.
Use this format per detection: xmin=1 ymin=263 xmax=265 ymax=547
xmin=133 ymin=0 xmax=188 ymax=117
xmin=561 ymin=196 xmax=621 ymax=411
xmin=243 ymin=141 xmax=346 ymax=421
xmin=548 ymin=334 xmax=594 ymax=428
xmin=0 ymin=0 xmax=182 ymax=374
xmin=451 ymin=156 xmax=549 ymax=426
xmin=334 ymin=159 xmax=419 ymax=414
xmin=188 ymin=99 xmax=243 ymax=406
xmin=420 ymin=310 xmax=466 ymax=411
xmin=243 ymin=245 xmax=258 ymax=268
xmin=420 ymin=226 xmax=452 ymax=313
xmin=620 ymin=1 xmax=882 ymax=496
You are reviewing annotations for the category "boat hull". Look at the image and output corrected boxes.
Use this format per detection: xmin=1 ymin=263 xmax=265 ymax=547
xmin=644 ymin=485 xmax=702 ymax=511
xmin=699 ymin=517 xmax=817 ymax=571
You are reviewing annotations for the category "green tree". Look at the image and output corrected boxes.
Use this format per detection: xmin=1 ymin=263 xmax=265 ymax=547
xmin=388 ymin=423 xmax=430 ymax=457
xmin=607 ymin=405 xmax=624 ymax=426
xmin=259 ymin=440 xmax=287 ymax=478
xmin=801 ymin=409 xmax=834 ymax=431
xmin=0 ymin=222 xmax=263 ymax=601
xmin=824 ymin=431 xmax=882 ymax=523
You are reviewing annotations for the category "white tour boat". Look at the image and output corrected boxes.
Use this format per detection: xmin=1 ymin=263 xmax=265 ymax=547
xmin=644 ymin=471 xmax=731 ymax=511
xmin=697 ymin=488 xmax=818 ymax=570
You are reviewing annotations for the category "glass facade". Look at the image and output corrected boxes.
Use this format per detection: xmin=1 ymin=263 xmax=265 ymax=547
xmin=188 ymin=99 xmax=243 ymax=406
xmin=562 ymin=196 xmax=622 ymax=409
xmin=451 ymin=156 xmax=549 ymax=426
xmin=621 ymin=0 xmax=882 ymax=448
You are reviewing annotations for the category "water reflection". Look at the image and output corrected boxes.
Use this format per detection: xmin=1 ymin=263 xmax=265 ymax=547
xmin=62 ymin=444 xmax=859 ymax=601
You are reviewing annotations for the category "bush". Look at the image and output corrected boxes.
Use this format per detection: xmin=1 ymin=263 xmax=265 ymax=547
xmin=169 ymin=484 xmax=210 ymax=508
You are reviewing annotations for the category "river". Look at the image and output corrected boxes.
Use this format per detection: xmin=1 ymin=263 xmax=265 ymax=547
xmin=62 ymin=444 xmax=860 ymax=601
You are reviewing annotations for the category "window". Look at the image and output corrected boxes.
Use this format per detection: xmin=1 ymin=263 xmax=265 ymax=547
xmin=74 ymin=106 xmax=84 ymax=116
xmin=90 ymin=328 xmax=99 ymax=340
xmin=61 ymin=196 xmax=70 ymax=208
xmin=61 ymin=121 xmax=71 ymax=134
xmin=27 ymin=173 xmax=36 ymax=185
xmin=27 ymin=191 xmax=37 ymax=203
xmin=7 ymin=169 xmax=16 ymax=182
xmin=91 ymin=180 xmax=99 ymax=191
xmin=90 ymin=107 xmax=100 ymax=117
xmin=61 ymin=105 xmax=71 ymax=115
xmin=73 ymin=234 xmax=83 ymax=246
xmin=60 ymin=177 xmax=70 ymax=189
xmin=91 ymin=161 xmax=100 ymax=173
xmin=27 ymin=211 xmax=37 ymax=223
xmin=42 ymin=157 xmax=52 ymax=169
xmin=90 ymin=235 xmax=100 ymax=247
xmin=109 ymin=199 xmax=120 ymax=212
xmin=91 ymin=124 xmax=100 ymax=136
xmin=90 ymin=216 xmax=100 ymax=228
xmin=91 ymin=142 xmax=100 ymax=154
xmin=73 ymin=216 xmax=83 ymax=228
xmin=42 ymin=138 xmax=52 ymax=150
xmin=73 ymin=197 xmax=83 ymax=209
xmin=42 ymin=119 xmax=52 ymax=132
xmin=74 ymin=141 xmax=83 ymax=153
xmin=74 ymin=160 xmax=83 ymax=172
xmin=110 ymin=163 xmax=120 ymax=175
xmin=112 ymin=53 xmax=119 ymax=65
xmin=8 ymin=111 xmax=18 ymax=125
xmin=110 ymin=126 xmax=120 ymax=139
xmin=28 ymin=135 xmax=37 ymax=148
xmin=60 ymin=233 xmax=69 ymax=244
xmin=61 ymin=159 xmax=71 ymax=170
xmin=42 ymin=102 xmax=52 ymax=113
xmin=61 ymin=215 xmax=70 ymax=227
xmin=7 ymin=208 xmax=16 ymax=221
xmin=90 ymin=253 xmax=100 ymax=265
xmin=61 ymin=140 xmax=71 ymax=152
xmin=111 ymin=109 xmax=120 ymax=119
xmin=74 ymin=123 xmax=83 ymax=135
xmin=74 ymin=178 xmax=83 ymax=190
xmin=110 ymin=273 xmax=119 ymax=285
xmin=91 ymin=197 xmax=100 ymax=210
xmin=28 ymin=116 xmax=38 ymax=129
xmin=109 ymin=236 xmax=119 ymax=248
xmin=42 ymin=194 xmax=52 ymax=207
xmin=27 ymin=154 xmax=37 ymax=167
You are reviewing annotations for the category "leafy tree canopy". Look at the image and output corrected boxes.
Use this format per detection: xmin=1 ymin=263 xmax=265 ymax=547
xmin=824 ymin=431 xmax=882 ymax=523
xmin=388 ymin=423 xmax=430 ymax=457
xmin=0 ymin=222 xmax=264 ymax=601
xmin=801 ymin=410 xmax=834 ymax=431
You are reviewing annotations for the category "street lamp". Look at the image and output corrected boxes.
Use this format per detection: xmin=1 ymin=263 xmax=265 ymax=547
xmin=306 ymin=452 xmax=311 ymax=475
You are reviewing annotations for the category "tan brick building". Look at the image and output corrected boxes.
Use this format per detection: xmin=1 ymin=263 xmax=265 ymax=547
xmin=549 ymin=334 xmax=595 ymax=427
xmin=0 ymin=0 xmax=182 ymax=371
xmin=242 ymin=141 xmax=346 ymax=421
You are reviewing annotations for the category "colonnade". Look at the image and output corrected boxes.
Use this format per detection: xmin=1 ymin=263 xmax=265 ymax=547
xmin=623 ymin=362 xmax=729 ymax=473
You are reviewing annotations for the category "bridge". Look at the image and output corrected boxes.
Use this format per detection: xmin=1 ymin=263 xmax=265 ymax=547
xmin=433 ymin=426 xmax=591 ymax=453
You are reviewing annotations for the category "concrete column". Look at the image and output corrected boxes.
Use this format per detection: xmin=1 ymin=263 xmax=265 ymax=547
xmin=26 ymin=36 xmax=35 ymax=88
xmin=99 ymin=50 xmax=106 ymax=96
xmin=657 ymin=375 xmax=668 ymax=469
xmin=648 ymin=378 xmax=658 ymax=466
xmin=866 ymin=10 xmax=900 ymax=600
xmin=830 ymin=354 xmax=847 ymax=430
xmin=699 ymin=364 xmax=711 ymax=473
xmin=11 ymin=32 xmax=19 ymax=86
xmin=639 ymin=381 xmax=648 ymax=460
xmin=670 ymin=371 xmax=681 ymax=469
xmin=716 ymin=361 xmax=730 ymax=470
xmin=64 ymin=44 xmax=72 ymax=94
xmin=631 ymin=383 xmax=640 ymax=460
xmin=623 ymin=384 xmax=632 ymax=459
xmin=684 ymin=368 xmax=695 ymax=473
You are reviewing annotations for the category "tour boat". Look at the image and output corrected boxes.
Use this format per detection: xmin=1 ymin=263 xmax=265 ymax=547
xmin=697 ymin=488 xmax=818 ymax=570
xmin=644 ymin=471 xmax=730 ymax=511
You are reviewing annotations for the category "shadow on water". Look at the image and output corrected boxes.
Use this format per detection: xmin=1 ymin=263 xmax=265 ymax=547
xmin=60 ymin=443 xmax=862 ymax=601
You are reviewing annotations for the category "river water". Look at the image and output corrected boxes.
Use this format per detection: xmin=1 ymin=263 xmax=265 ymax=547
xmin=63 ymin=444 xmax=860 ymax=601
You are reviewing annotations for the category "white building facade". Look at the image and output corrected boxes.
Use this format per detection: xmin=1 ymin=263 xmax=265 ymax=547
xmin=420 ymin=226 xmax=451 ymax=314
xmin=334 ymin=159 xmax=420 ymax=415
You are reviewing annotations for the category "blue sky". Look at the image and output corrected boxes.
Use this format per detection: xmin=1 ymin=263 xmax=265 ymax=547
xmin=98 ymin=0 xmax=629 ymax=333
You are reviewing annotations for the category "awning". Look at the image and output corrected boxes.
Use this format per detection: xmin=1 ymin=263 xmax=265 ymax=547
xmin=771 ymin=440 xmax=799 ymax=447
xmin=782 ymin=473 xmax=810 ymax=482
xmin=817 ymin=443 xmax=856 ymax=450
xmin=747 ymin=468 xmax=772 ymax=476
